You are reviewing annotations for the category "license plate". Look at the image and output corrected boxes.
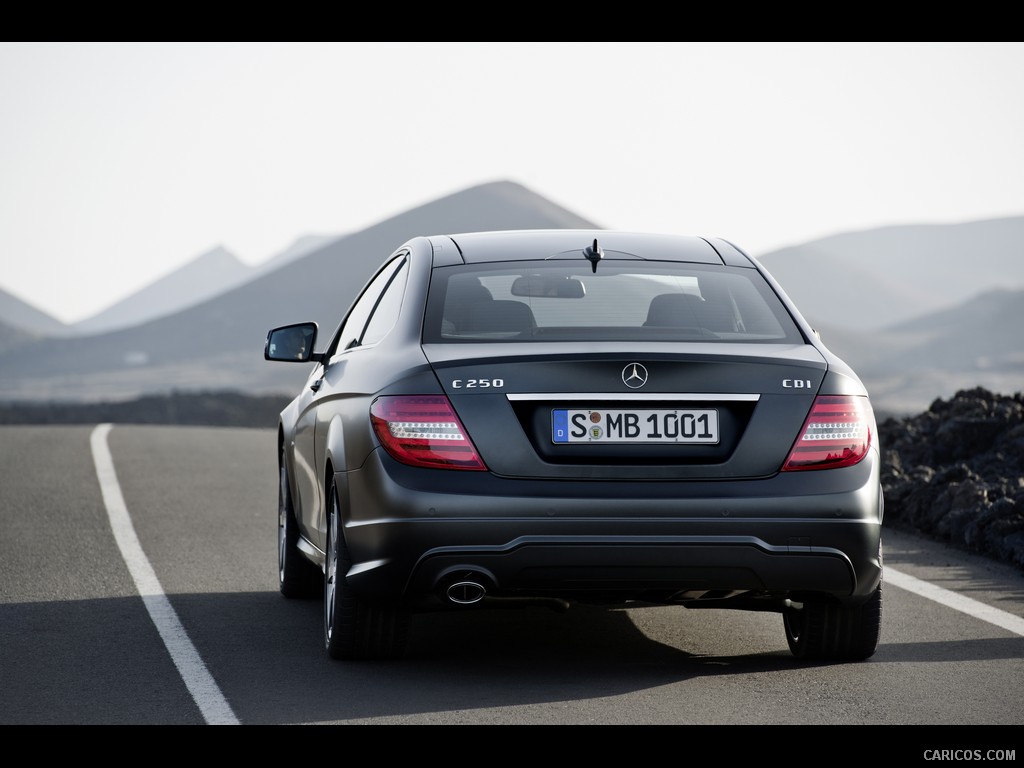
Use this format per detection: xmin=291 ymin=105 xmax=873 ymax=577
xmin=551 ymin=408 xmax=720 ymax=444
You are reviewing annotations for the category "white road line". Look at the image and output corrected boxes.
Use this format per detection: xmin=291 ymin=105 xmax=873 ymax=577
xmin=90 ymin=423 xmax=239 ymax=726
xmin=886 ymin=567 xmax=1024 ymax=637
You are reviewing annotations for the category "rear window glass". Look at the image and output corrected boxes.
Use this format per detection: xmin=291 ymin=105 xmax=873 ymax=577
xmin=423 ymin=261 xmax=804 ymax=343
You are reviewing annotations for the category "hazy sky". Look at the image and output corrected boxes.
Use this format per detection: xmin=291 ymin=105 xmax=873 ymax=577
xmin=3 ymin=42 xmax=1023 ymax=324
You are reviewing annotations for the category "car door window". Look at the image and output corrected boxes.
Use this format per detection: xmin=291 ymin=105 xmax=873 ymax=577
xmin=332 ymin=255 xmax=408 ymax=355
xmin=361 ymin=258 xmax=409 ymax=346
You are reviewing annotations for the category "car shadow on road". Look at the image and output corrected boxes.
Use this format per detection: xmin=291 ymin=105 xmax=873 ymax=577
xmin=177 ymin=591 xmax=1024 ymax=724
xmin=6 ymin=592 xmax=1021 ymax=725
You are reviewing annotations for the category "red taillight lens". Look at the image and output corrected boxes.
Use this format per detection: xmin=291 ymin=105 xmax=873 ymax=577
xmin=370 ymin=395 xmax=487 ymax=471
xmin=781 ymin=395 xmax=873 ymax=471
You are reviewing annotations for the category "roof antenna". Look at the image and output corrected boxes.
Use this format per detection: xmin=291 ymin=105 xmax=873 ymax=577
xmin=583 ymin=238 xmax=603 ymax=273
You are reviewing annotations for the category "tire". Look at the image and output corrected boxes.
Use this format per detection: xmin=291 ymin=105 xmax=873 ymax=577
xmin=323 ymin=479 xmax=409 ymax=660
xmin=783 ymin=580 xmax=882 ymax=661
xmin=278 ymin=453 xmax=320 ymax=598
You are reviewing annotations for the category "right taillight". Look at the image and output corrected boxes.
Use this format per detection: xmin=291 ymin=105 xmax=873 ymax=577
xmin=781 ymin=395 xmax=872 ymax=471
xmin=370 ymin=395 xmax=487 ymax=471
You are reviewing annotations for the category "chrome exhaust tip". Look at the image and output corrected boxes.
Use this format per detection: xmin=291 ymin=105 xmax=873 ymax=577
xmin=446 ymin=580 xmax=487 ymax=605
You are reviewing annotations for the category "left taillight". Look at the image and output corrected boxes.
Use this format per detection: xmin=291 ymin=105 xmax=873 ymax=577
xmin=781 ymin=395 xmax=873 ymax=471
xmin=370 ymin=395 xmax=487 ymax=471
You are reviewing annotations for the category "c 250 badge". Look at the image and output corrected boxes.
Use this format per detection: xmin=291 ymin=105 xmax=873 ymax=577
xmin=451 ymin=378 xmax=505 ymax=389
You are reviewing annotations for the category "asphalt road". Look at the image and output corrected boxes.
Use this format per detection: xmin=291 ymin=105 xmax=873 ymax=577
xmin=2 ymin=424 xmax=1023 ymax=744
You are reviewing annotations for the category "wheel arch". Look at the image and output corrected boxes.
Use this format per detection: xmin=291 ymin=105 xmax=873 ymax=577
xmin=321 ymin=412 xmax=351 ymax=541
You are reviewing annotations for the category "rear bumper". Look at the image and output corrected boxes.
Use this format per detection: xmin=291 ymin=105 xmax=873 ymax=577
xmin=337 ymin=450 xmax=884 ymax=608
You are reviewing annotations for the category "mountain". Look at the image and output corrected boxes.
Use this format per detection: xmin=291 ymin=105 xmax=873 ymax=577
xmin=755 ymin=217 xmax=1024 ymax=416
xmin=756 ymin=216 xmax=1024 ymax=330
xmin=0 ymin=180 xmax=600 ymax=403
xmin=812 ymin=288 xmax=1024 ymax=417
xmin=70 ymin=236 xmax=344 ymax=335
xmin=72 ymin=245 xmax=253 ymax=335
xmin=0 ymin=285 xmax=68 ymax=337
xmin=256 ymin=234 xmax=342 ymax=274
xmin=0 ymin=317 xmax=44 ymax=356
xmin=0 ymin=179 xmax=1019 ymax=416
xmin=1 ymin=236 xmax=346 ymax=339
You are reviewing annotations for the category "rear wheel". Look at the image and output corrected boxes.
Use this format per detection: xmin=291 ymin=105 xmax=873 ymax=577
xmin=278 ymin=454 xmax=320 ymax=598
xmin=323 ymin=478 xmax=409 ymax=660
xmin=783 ymin=580 xmax=882 ymax=661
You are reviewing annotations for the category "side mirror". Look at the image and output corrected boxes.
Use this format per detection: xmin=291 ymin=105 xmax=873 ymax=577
xmin=265 ymin=322 xmax=319 ymax=362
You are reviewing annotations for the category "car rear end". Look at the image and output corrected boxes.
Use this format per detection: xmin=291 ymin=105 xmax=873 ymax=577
xmin=348 ymin=232 xmax=882 ymax=621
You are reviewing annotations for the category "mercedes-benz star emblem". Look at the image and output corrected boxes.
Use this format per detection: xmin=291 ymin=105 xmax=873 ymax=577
xmin=622 ymin=363 xmax=648 ymax=389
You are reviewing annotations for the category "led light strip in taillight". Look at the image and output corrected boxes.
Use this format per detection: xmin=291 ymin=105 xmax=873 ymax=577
xmin=385 ymin=421 xmax=463 ymax=440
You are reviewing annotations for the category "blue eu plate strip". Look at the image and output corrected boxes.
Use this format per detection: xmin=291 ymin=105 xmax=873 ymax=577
xmin=551 ymin=409 xmax=568 ymax=443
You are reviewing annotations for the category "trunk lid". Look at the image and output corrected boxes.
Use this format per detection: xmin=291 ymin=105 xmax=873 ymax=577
xmin=423 ymin=341 xmax=826 ymax=480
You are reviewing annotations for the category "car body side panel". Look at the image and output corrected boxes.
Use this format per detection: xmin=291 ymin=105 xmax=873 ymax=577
xmin=288 ymin=367 xmax=325 ymax=538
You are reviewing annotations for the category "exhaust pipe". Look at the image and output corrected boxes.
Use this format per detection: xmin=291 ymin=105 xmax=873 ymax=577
xmin=437 ymin=568 xmax=495 ymax=605
xmin=446 ymin=579 xmax=487 ymax=605
xmin=434 ymin=569 xmax=570 ymax=612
